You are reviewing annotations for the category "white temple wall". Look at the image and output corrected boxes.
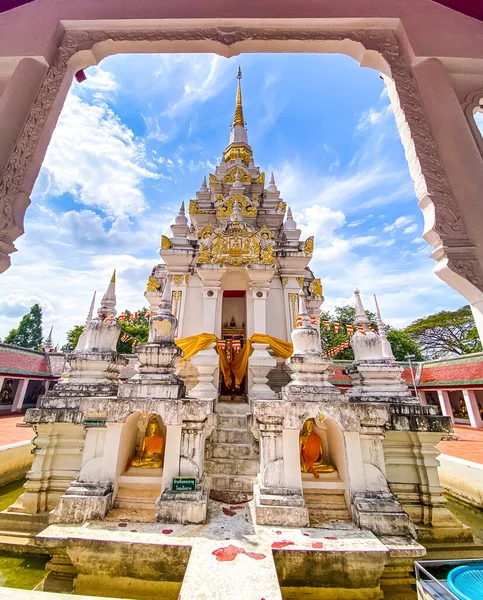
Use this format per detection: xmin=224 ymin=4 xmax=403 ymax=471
xmin=178 ymin=277 xmax=203 ymax=337
xmin=265 ymin=284 xmax=287 ymax=340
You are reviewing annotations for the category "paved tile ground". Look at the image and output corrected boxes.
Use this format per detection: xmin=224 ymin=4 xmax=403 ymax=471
xmin=0 ymin=414 xmax=34 ymax=445
xmin=437 ymin=425 xmax=483 ymax=464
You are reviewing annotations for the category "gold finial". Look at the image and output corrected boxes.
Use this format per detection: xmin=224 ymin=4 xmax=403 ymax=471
xmin=233 ymin=66 xmax=245 ymax=128
xmin=110 ymin=269 xmax=116 ymax=283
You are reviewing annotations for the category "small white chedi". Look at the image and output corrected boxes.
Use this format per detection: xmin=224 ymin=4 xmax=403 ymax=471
xmin=1 ymin=68 xmax=472 ymax=599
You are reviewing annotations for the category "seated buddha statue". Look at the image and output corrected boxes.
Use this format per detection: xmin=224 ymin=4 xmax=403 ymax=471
xmin=300 ymin=418 xmax=335 ymax=478
xmin=131 ymin=416 xmax=164 ymax=469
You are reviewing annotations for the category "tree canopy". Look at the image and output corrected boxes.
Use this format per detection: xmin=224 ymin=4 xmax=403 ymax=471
xmin=5 ymin=304 xmax=43 ymax=349
xmin=64 ymin=308 xmax=149 ymax=354
xmin=320 ymin=305 xmax=423 ymax=361
xmin=404 ymin=305 xmax=482 ymax=358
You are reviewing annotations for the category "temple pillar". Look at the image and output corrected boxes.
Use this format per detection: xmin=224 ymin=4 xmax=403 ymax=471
xmin=161 ymin=424 xmax=182 ymax=492
xmin=351 ymin=422 xmax=416 ymax=538
xmin=190 ymin=343 xmax=218 ymax=400
xmin=253 ymin=412 xmax=308 ymax=527
xmin=437 ymin=389 xmax=454 ymax=422
xmin=248 ymin=276 xmax=276 ymax=400
xmin=462 ymin=389 xmax=483 ymax=428
xmin=179 ymin=418 xmax=207 ymax=479
xmin=11 ymin=378 xmax=28 ymax=412
xmin=418 ymin=391 xmax=427 ymax=406
xmin=404 ymin=58 xmax=483 ymax=342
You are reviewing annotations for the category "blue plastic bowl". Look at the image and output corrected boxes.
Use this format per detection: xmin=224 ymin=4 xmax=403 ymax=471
xmin=447 ymin=565 xmax=483 ymax=600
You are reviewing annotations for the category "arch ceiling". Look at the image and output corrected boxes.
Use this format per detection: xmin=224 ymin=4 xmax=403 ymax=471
xmin=1 ymin=0 xmax=483 ymax=22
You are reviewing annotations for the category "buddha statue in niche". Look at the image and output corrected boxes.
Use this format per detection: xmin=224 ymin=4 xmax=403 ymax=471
xmin=299 ymin=418 xmax=335 ymax=478
xmin=131 ymin=416 xmax=164 ymax=469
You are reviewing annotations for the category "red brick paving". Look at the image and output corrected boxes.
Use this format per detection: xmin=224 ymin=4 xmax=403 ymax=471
xmin=0 ymin=414 xmax=34 ymax=446
xmin=437 ymin=425 xmax=483 ymax=465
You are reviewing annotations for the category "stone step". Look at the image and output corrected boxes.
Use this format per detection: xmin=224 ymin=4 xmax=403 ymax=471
xmin=304 ymin=493 xmax=347 ymax=506
xmin=211 ymin=442 xmax=258 ymax=460
xmin=208 ymin=474 xmax=256 ymax=493
xmin=0 ymin=529 xmax=46 ymax=553
xmin=205 ymin=458 xmax=259 ymax=476
xmin=308 ymin=507 xmax=352 ymax=525
xmin=216 ymin=414 xmax=248 ymax=429
xmin=216 ymin=402 xmax=250 ymax=415
xmin=212 ymin=428 xmax=254 ymax=444
xmin=114 ymin=487 xmax=158 ymax=510
xmin=0 ymin=510 xmax=48 ymax=534
xmin=305 ymin=492 xmax=351 ymax=525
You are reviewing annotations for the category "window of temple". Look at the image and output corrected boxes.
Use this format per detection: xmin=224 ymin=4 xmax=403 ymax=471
xmin=0 ymin=378 xmax=19 ymax=409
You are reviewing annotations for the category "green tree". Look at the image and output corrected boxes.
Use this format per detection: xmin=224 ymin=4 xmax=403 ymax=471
xmin=320 ymin=305 xmax=423 ymax=362
xmin=405 ymin=305 xmax=482 ymax=358
xmin=63 ymin=325 xmax=84 ymax=351
xmin=116 ymin=308 xmax=149 ymax=353
xmin=5 ymin=304 xmax=43 ymax=349
xmin=385 ymin=328 xmax=423 ymax=361
xmin=64 ymin=308 xmax=150 ymax=354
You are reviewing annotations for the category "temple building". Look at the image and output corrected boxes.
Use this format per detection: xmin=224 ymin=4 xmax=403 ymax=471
xmin=0 ymin=69 xmax=477 ymax=600
xmin=151 ymin=67 xmax=322 ymax=400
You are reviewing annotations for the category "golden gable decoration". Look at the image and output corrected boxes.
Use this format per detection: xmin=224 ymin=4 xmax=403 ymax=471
xmin=310 ymin=278 xmax=323 ymax=297
xmin=196 ymin=220 xmax=274 ymax=267
xmin=224 ymin=144 xmax=253 ymax=165
xmin=189 ymin=199 xmax=211 ymax=215
xmin=146 ymin=275 xmax=161 ymax=292
xmin=209 ymin=173 xmax=218 ymax=185
xmin=198 ymin=223 xmax=216 ymax=239
xmin=216 ymin=195 xmax=257 ymax=218
xmin=254 ymin=172 xmax=265 ymax=184
xmin=224 ymin=167 xmax=251 ymax=183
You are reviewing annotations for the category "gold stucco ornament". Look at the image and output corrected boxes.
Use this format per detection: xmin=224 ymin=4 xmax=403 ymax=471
xmin=131 ymin=416 xmax=164 ymax=469
xmin=310 ymin=278 xmax=323 ymax=297
xmin=189 ymin=199 xmax=211 ymax=215
xmin=224 ymin=166 xmax=251 ymax=183
xmin=146 ymin=275 xmax=161 ymax=292
xmin=216 ymin=195 xmax=257 ymax=218
xmin=161 ymin=235 xmax=172 ymax=250
xmin=303 ymin=236 xmax=314 ymax=255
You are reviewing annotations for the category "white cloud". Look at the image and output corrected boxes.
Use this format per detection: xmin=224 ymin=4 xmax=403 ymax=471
xmin=383 ymin=215 xmax=414 ymax=232
xmin=82 ymin=66 xmax=119 ymax=95
xmin=160 ymin=55 xmax=234 ymax=118
xmin=475 ymin=111 xmax=483 ymax=135
xmin=34 ymin=90 xmax=158 ymax=217
xmin=402 ymin=223 xmax=419 ymax=235
xmin=356 ymin=105 xmax=391 ymax=132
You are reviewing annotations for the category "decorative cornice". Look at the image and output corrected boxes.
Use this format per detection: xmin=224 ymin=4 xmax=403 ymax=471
xmin=0 ymin=24 xmax=481 ymax=292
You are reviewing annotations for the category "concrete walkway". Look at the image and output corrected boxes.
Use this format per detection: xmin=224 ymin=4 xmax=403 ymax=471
xmin=437 ymin=425 xmax=483 ymax=463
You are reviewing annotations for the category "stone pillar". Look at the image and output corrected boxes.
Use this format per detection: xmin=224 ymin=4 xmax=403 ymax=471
xmin=13 ymin=422 xmax=86 ymax=515
xmin=190 ymin=343 xmax=218 ymax=400
xmin=462 ymin=389 xmax=483 ymax=428
xmin=418 ymin=391 xmax=427 ymax=406
xmin=437 ymin=390 xmax=454 ymax=422
xmin=179 ymin=418 xmax=207 ymax=479
xmin=253 ymin=413 xmax=308 ymax=527
xmin=161 ymin=425 xmax=182 ymax=493
xmin=408 ymin=59 xmax=483 ymax=343
xmin=11 ymin=378 xmax=28 ymax=412
xmin=352 ymin=423 xmax=416 ymax=538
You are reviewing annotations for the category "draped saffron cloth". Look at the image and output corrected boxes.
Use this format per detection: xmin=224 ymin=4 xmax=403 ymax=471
xmin=301 ymin=431 xmax=322 ymax=471
xmin=174 ymin=333 xmax=294 ymax=387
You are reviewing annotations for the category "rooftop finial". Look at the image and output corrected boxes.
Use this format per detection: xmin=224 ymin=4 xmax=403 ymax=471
xmin=374 ymin=294 xmax=395 ymax=359
xmin=353 ymin=288 xmax=371 ymax=329
xmin=86 ymin=291 xmax=96 ymax=325
xmin=180 ymin=201 xmax=185 ymax=216
xmin=98 ymin=271 xmax=117 ymax=318
xmin=200 ymin=176 xmax=208 ymax=191
xmin=44 ymin=326 xmax=54 ymax=351
xmin=233 ymin=66 xmax=245 ymax=128
xmin=110 ymin=269 xmax=116 ymax=283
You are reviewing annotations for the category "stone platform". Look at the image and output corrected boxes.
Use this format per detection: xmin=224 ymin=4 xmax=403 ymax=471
xmin=36 ymin=499 xmax=425 ymax=600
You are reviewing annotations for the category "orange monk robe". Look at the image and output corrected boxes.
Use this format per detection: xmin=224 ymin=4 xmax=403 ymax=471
xmin=301 ymin=431 xmax=323 ymax=474
xmin=144 ymin=434 xmax=164 ymax=455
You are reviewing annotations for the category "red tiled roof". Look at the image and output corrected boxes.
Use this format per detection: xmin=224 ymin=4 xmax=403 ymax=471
xmin=0 ymin=344 xmax=50 ymax=377
xmin=419 ymin=355 xmax=483 ymax=387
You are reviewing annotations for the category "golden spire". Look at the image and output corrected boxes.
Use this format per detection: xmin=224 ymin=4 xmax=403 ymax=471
xmin=233 ymin=66 xmax=245 ymax=128
xmin=110 ymin=269 xmax=116 ymax=283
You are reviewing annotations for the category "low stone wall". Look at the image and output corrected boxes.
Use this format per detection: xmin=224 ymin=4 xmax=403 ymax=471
xmin=438 ymin=454 xmax=483 ymax=509
xmin=0 ymin=441 xmax=33 ymax=486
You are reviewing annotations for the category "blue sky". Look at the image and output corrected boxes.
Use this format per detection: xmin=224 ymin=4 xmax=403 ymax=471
xmin=0 ymin=52 xmax=477 ymax=345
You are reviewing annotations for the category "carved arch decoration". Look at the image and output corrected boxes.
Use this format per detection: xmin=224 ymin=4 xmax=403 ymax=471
xmin=462 ymin=88 xmax=483 ymax=161
xmin=0 ymin=24 xmax=482 ymax=293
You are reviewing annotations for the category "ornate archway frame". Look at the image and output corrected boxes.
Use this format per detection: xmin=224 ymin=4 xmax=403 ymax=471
xmin=1 ymin=20 xmax=482 ymax=301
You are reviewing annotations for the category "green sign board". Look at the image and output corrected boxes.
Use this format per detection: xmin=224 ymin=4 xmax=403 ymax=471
xmin=172 ymin=477 xmax=196 ymax=492
xmin=84 ymin=418 xmax=107 ymax=428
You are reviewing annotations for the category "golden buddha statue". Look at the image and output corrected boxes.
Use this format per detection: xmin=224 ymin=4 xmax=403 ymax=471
xmin=131 ymin=416 xmax=164 ymax=469
xmin=299 ymin=418 xmax=335 ymax=478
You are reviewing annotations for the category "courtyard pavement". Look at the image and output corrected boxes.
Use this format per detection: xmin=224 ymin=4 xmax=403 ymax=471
xmin=0 ymin=414 xmax=34 ymax=445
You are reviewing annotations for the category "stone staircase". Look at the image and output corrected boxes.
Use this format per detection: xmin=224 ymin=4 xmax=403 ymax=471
xmin=205 ymin=402 xmax=259 ymax=496
xmin=114 ymin=468 xmax=163 ymax=511
xmin=304 ymin=489 xmax=351 ymax=526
